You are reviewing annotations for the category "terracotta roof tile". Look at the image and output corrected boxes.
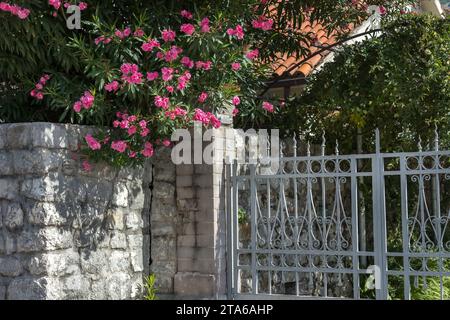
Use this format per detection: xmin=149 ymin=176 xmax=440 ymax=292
xmin=270 ymin=19 xmax=354 ymax=78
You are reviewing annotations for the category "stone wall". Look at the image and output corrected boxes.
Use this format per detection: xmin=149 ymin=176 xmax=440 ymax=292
xmin=0 ymin=123 xmax=151 ymax=300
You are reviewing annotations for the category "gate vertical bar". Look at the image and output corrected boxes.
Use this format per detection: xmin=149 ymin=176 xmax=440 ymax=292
xmin=226 ymin=161 xmax=234 ymax=299
xmin=250 ymin=163 xmax=258 ymax=294
xmin=399 ymin=155 xmax=411 ymax=300
xmin=372 ymin=129 xmax=388 ymax=300
xmin=232 ymin=160 xmax=239 ymax=297
xmin=350 ymin=158 xmax=360 ymax=299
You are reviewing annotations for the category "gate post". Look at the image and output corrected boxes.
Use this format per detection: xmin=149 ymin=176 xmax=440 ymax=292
xmin=372 ymin=129 xmax=388 ymax=300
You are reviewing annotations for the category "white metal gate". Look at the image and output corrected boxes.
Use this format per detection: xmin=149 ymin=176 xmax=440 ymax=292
xmin=227 ymin=129 xmax=450 ymax=300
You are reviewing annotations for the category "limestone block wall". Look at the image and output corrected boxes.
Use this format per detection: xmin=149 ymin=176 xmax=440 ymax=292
xmin=0 ymin=123 xmax=151 ymax=300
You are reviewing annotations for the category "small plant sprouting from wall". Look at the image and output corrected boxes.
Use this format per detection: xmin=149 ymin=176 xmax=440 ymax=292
xmin=143 ymin=274 xmax=158 ymax=300
xmin=238 ymin=208 xmax=249 ymax=225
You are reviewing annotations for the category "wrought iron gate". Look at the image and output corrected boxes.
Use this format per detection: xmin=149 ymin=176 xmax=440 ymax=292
xmin=227 ymin=130 xmax=450 ymax=300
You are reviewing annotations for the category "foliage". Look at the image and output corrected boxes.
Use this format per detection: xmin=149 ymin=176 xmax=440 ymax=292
xmin=143 ymin=274 xmax=158 ymax=300
xmin=0 ymin=0 xmax=416 ymax=166
xmin=276 ymin=14 xmax=450 ymax=153
xmin=238 ymin=207 xmax=249 ymax=225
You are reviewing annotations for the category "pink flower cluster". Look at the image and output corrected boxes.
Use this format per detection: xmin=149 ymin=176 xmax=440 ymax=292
xmin=181 ymin=10 xmax=193 ymax=19
xmin=251 ymin=16 xmax=274 ymax=31
xmin=180 ymin=23 xmax=195 ymax=35
xmin=141 ymin=39 xmax=160 ymax=52
xmin=195 ymin=61 xmax=212 ymax=71
xmin=165 ymin=107 xmax=188 ymax=120
xmin=199 ymin=18 xmax=210 ymax=33
xmin=49 ymin=0 xmax=61 ymax=10
xmin=85 ymin=134 xmax=101 ymax=150
xmin=193 ymin=109 xmax=221 ymax=128
xmin=227 ymin=25 xmax=244 ymax=40
xmin=120 ymin=63 xmax=143 ymax=85
xmin=163 ymin=45 xmax=183 ymax=62
xmin=115 ymin=27 xmax=132 ymax=39
xmin=0 ymin=2 xmax=30 ymax=19
xmin=113 ymin=112 xmax=150 ymax=138
xmin=177 ymin=71 xmax=191 ymax=91
xmin=262 ymin=101 xmax=274 ymax=113
xmin=73 ymin=91 xmax=94 ymax=112
xmin=95 ymin=36 xmax=112 ymax=45
xmin=104 ymin=81 xmax=119 ymax=92
xmin=30 ymin=74 xmax=51 ymax=100
xmin=154 ymin=96 xmax=170 ymax=109
xmin=162 ymin=29 xmax=176 ymax=42
xmin=63 ymin=1 xmax=88 ymax=10
xmin=245 ymin=49 xmax=259 ymax=60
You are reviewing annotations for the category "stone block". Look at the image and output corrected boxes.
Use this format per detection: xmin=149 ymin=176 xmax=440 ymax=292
xmin=0 ymin=153 xmax=13 ymax=175
xmin=3 ymin=202 xmax=24 ymax=231
xmin=130 ymin=248 xmax=144 ymax=272
xmin=177 ymin=247 xmax=214 ymax=260
xmin=177 ymin=258 xmax=216 ymax=274
xmin=26 ymin=202 xmax=70 ymax=227
xmin=174 ymin=272 xmax=215 ymax=298
xmin=0 ymin=179 xmax=19 ymax=201
xmin=112 ymin=183 xmax=129 ymax=207
xmin=7 ymin=278 xmax=47 ymax=300
xmin=27 ymin=249 xmax=80 ymax=276
xmin=105 ymin=273 xmax=131 ymax=300
xmin=153 ymin=182 xmax=175 ymax=200
xmin=105 ymin=209 xmax=124 ymax=230
xmin=151 ymin=223 xmax=176 ymax=237
xmin=108 ymin=231 xmax=126 ymax=249
xmin=176 ymin=175 xmax=193 ymax=188
xmin=109 ymin=251 xmax=130 ymax=272
xmin=5 ymin=123 xmax=31 ymax=149
xmin=151 ymin=236 xmax=176 ymax=261
xmin=80 ymin=250 xmax=109 ymax=275
xmin=125 ymin=211 xmax=143 ymax=231
xmin=177 ymin=187 xmax=195 ymax=200
xmin=176 ymin=164 xmax=194 ymax=176
xmin=0 ymin=285 xmax=5 ymax=300
xmin=0 ymin=257 xmax=24 ymax=277
xmin=63 ymin=275 xmax=91 ymax=299
xmin=153 ymin=273 xmax=174 ymax=294
xmin=29 ymin=123 xmax=69 ymax=149
xmin=127 ymin=234 xmax=143 ymax=249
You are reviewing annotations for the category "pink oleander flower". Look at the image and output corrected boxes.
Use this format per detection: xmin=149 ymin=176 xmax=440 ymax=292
xmin=127 ymin=126 xmax=137 ymax=136
xmin=115 ymin=29 xmax=124 ymax=39
xmin=180 ymin=23 xmax=195 ymax=35
xmin=111 ymin=140 xmax=127 ymax=153
xmin=128 ymin=115 xmax=137 ymax=122
xmin=120 ymin=63 xmax=138 ymax=75
xmin=181 ymin=56 xmax=194 ymax=69
xmin=17 ymin=8 xmax=30 ymax=19
xmin=35 ymin=92 xmax=44 ymax=100
xmin=195 ymin=61 xmax=212 ymax=70
xmin=156 ymin=52 xmax=164 ymax=59
xmin=164 ymin=45 xmax=182 ymax=62
xmin=119 ymin=120 xmax=129 ymax=129
xmin=49 ymin=0 xmax=61 ymax=10
xmin=232 ymin=96 xmax=241 ymax=106
xmin=228 ymin=25 xmax=244 ymax=39
xmin=193 ymin=108 xmax=209 ymax=124
xmin=147 ymin=71 xmax=159 ymax=81
xmin=162 ymin=139 xmax=171 ymax=147
xmin=73 ymin=101 xmax=82 ymax=112
xmin=262 ymin=101 xmax=274 ymax=113
xmin=123 ymin=27 xmax=132 ymax=37
xmin=162 ymin=29 xmax=176 ymax=42
xmin=231 ymin=62 xmax=241 ymax=71
xmin=134 ymin=28 xmax=145 ymax=37
xmin=139 ymin=120 xmax=147 ymax=128
xmin=129 ymin=151 xmax=137 ymax=158
xmin=85 ymin=134 xmax=101 ymax=150
xmin=379 ymin=5 xmax=387 ymax=15
xmin=142 ymin=142 xmax=154 ymax=158
xmin=166 ymin=86 xmax=174 ymax=94
xmin=82 ymin=160 xmax=92 ymax=172
xmin=35 ymin=83 xmax=43 ymax=90
xmin=104 ymin=81 xmax=119 ymax=92
xmin=78 ymin=2 xmax=88 ymax=11
xmin=140 ymin=128 xmax=150 ymax=137
xmin=245 ymin=49 xmax=259 ymax=60
xmin=208 ymin=113 xmax=222 ymax=128
xmin=113 ymin=120 xmax=120 ymax=128
xmin=200 ymin=17 xmax=210 ymax=33
xmin=141 ymin=39 xmax=160 ymax=52
xmin=251 ymin=16 xmax=274 ymax=31
xmin=181 ymin=10 xmax=193 ymax=19
xmin=154 ymin=96 xmax=170 ymax=109
xmin=232 ymin=108 xmax=239 ymax=117
xmin=198 ymin=92 xmax=208 ymax=103
xmin=80 ymin=91 xmax=94 ymax=109
xmin=161 ymin=67 xmax=174 ymax=82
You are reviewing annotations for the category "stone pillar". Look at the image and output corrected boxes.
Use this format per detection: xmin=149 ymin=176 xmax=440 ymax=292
xmin=0 ymin=123 xmax=151 ymax=300
xmin=173 ymin=116 xmax=233 ymax=299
